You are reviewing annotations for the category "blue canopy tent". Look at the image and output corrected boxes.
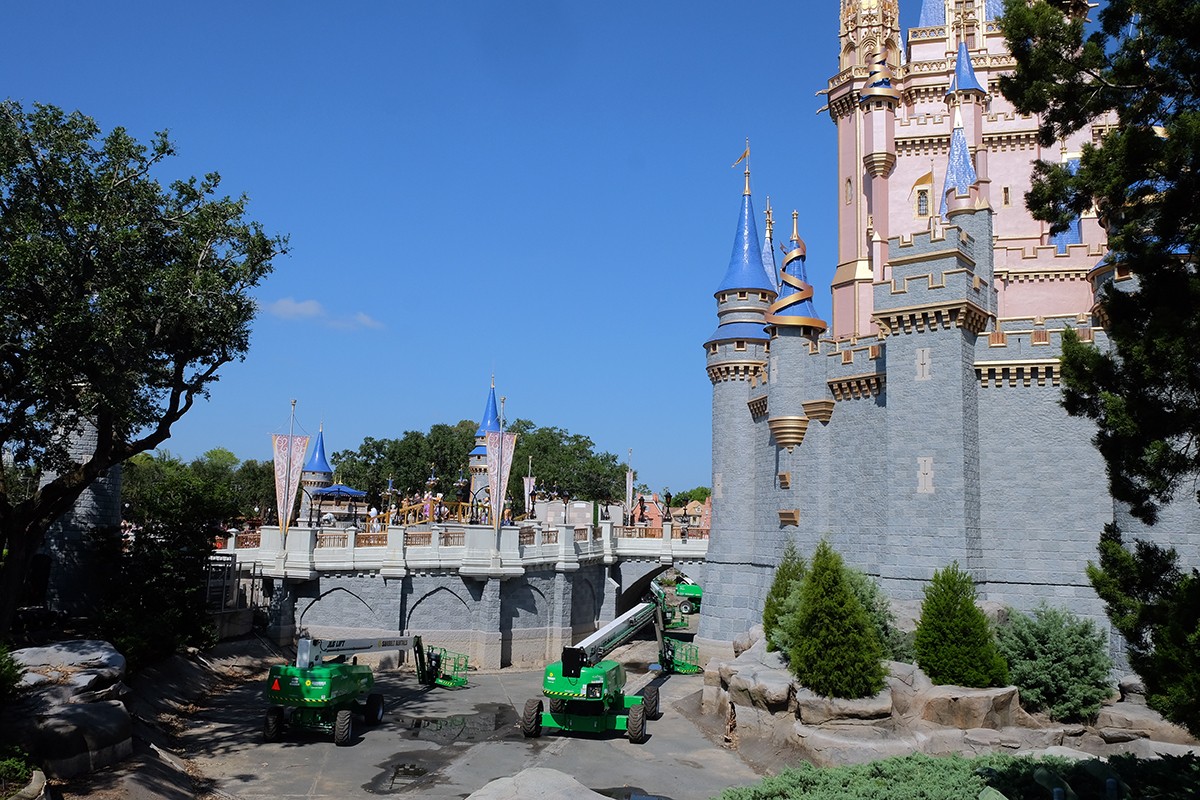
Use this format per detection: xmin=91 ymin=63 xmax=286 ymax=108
xmin=310 ymin=484 xmax=368 ymax=527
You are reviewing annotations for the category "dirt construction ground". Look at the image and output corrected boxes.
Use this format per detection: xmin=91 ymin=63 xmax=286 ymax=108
xmin=54 ymin=636 xmax=780 ymax=800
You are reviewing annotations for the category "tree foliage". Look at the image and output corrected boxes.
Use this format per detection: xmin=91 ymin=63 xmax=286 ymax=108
xmin=671 ymin=486 xmax=711 ymax=506
xmin=763 ymin=539 xmax=806 ymax=652
xmin=1001 ymin=0 xmax=1200 ymax=524
xmin=915 ymin=562 xmax=1008 ymax=688
xmin=0 ymin=101 xmax=284 ymax=636
xmin=782 ymin=540 xmax=886 ymax=699
xmin=996 ymin=603 xmax=1113 ymax=722
xmin=1086 ymin=525 xmax=1200 ymax=736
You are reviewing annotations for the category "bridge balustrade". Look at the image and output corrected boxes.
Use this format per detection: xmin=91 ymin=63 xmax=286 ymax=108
xmin=226 ymin=518 xmax=707 ymax=580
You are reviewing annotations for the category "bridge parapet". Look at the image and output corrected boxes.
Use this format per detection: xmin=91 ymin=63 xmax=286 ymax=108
xmin=229 ymin=519 xmax=708 ymax=579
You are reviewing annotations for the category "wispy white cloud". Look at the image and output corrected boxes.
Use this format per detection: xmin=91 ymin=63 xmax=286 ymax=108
xmin=264 ymin=297 xmax=385 ymax=331
xmin=266 ymin=297 xmax=325 ymax=319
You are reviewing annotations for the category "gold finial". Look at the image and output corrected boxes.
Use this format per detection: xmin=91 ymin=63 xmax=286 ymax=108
xmin=491 ymin=373 xmax=495 ymax=388
xmin=765 ymin=196 xmax=775 ymax=237
xmin=743 ymin=166 xmax=751 ymax=196
xmin=791 ymin=210 xmax=800 ymax=242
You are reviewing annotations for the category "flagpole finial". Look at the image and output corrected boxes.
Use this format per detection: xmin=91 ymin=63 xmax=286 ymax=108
xmin=791 ymin=209 xmax=800 ymax=242
xmin=744 ymin=166 xmax=751 ymax=196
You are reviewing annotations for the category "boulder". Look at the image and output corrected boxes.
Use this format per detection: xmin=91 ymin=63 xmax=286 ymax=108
xmin=12 ymin=640 xmax=126 ymax=683
xmin=733 ymin=624 xmax=764 ymax=657
xmin=791 ymin=722 xmax=916 ymax=767
xmin=1118 ymin=674 xmax=1146 ymax=705
xmin=31 ymin=700 xmax=133 ymax=779
xmin=1096 ymin=702 xmax=1197 ymax=745
xmin=794 ymin=687 xmax=892 ymax=725
xmin=466 ymin=768 xmax=609 ymax=800
xmin=914 ymin=685 xmax=1019 ymax=730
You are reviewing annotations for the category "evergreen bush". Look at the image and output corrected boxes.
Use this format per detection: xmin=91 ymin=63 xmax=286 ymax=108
xmin=914 ymin=561 xmax=1008 ymax=687
xmin=0 ymin=644 xmax=21 ymax=700
xmin=843 ymin=565 xmax=912 ymax=662
xmin=996 ymin=603 xmax=1113 ymax=721
xmin=783 ymin=539 xmax=885 ymax=698
xmin=762 ymin=539 xmax=806 ymax=651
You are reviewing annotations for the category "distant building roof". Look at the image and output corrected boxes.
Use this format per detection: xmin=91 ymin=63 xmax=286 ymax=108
xmin=303 ymin=427 xmax=333 ymax=474
xmin=475 ymin=383 xmax=500 ymax=437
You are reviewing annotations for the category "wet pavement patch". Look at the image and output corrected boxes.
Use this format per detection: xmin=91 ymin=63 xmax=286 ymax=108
xmin=391 ymin=702 xmax=516 ymax=745
xmin=597 ymin=789 xmax=676 ymax=800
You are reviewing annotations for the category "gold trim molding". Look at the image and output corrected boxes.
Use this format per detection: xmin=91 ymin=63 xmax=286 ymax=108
xmin=778 ymin=509 xmax=801 ymax=527
xmin=707 ymin=361 xmax=765 ymax=384
xmin=873 ymin=300 xmax=990 ymax=337
xmin=748 ymin=396 xmax=768 ymax=418
xmin=976 ymin=359 xmax=1061 ymax=388
xmin=768 ymin=416 xmax=810 ymax=450
xmin=802 ymin=399 xmax=835 ymax=423
xmin=829 ymin=372 xmax=886 ymax=401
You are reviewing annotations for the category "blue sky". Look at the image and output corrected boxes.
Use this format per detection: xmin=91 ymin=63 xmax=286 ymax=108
xmin=6 ymin=1 xmax=927 ymax=493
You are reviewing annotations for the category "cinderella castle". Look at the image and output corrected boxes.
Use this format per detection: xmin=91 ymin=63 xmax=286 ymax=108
xmin=696 ymin=0 xmax=1200 ymax=653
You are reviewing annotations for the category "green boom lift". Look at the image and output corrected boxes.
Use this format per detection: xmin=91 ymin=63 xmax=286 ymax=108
xmin=263 ymin=634 xmax=468 ymax=746
xmin=521 ymin=582 xmax=700 ymax=744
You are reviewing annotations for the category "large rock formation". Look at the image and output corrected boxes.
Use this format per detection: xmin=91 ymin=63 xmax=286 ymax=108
xmin=704 ymin=629 xmax=1198 ymax=767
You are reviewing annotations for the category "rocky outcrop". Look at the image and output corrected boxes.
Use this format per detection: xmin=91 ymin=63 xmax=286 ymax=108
xmin=703 ymin=643 xmax=1200 ymax=767
xmin=467 ymin=768 xmax=610 ymax=800
xmin=2 ymin=640 xmax=133 ymax=779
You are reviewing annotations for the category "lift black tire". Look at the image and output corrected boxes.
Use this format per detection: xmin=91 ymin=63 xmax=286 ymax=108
xmin=642 ymin=686 xmax=661 ymax=720
xmin=521 ymin=699 xmax=543 ymax=738
xmin=365 ymin=693 xmax=385 ymax=726
xmin=549 ymin=698 xmax=566 ymax=715
xmin=263 ymin=706 xmax=284 ymax=742
xmin=334 ymin=708 xmax=354 ymax=746
xmin=627 ymin=703 xmax=647 ymax=744
xmin=678 ymin=600 xmax=695 ymax=615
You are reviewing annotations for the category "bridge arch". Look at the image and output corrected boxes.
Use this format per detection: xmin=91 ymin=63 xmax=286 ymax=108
xmin=406 ymin=585 xmax=470 ymax=633
xmin=616 ymin=560 xmax=708 ymax=615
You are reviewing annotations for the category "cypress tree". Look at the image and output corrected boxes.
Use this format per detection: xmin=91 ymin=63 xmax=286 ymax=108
xmin=763 ymin=538 xmax=807 ymax=651
xmin=914 ymin=562 xmax=1008 ymax=687
xmin=785 ymin=540 xmax=886 ymax=699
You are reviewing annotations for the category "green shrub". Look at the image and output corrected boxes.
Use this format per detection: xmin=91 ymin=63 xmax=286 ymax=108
xmin=996 ymin=603 xmax=1113 ymax=721
xmin=914 ymin=561 xmax=1008 ymax=687
xmin=0 ymin=645 xmax=21 ymax=700
xmin=0 ymin=746 xmax=33 ymax=798
xmin=716 ymin=752 xmax=1200 ymax=800
xmin=763 ymin=539 xmax=806 ymax=652
xmin=842 ymin=565 xmax=912 ymax=663
xmin=783 ymin=539 xmax=885 ymax=699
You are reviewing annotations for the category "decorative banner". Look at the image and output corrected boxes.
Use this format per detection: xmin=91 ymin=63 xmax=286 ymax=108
xmin=486 ymin=431 xmax=517 ymax=526
xmin=272 ymin=433 xmax=310 ymax=534
xmin=524 ymin=476 xmax=536 ymax=516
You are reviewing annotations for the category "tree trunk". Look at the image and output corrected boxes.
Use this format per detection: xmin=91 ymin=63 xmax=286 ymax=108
xmin=0 ymin=520 xmax=41 ymax=639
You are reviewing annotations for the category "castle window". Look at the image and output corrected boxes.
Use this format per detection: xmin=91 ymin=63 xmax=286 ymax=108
xmin=737 ymin=291 xmax=748 ymax=300
xmin=915 ymin=348 xmax=931 ymax=381
xmin=916 ymin=188 xmax=930 ymax=218
xmin=709 ymin=343 xmax=718 ymax=354
xmin=917 ymin=457 xmax=935 ymax=494
xmin=845 ymin=178 xmax=853 ymax=204
xmin=734 ymin=340 xmax=746 ymax=351
xmin=759 ymin=292 xmax=769 ymax=301
xmin=1003 ymin=187 xmax=1011 ymax=206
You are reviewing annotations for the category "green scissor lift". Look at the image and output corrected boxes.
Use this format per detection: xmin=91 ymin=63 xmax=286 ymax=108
xmin=264 ymin=634 xmax=468 ymax=746
xmin=521 ymin=581 xmax=700 ymax=744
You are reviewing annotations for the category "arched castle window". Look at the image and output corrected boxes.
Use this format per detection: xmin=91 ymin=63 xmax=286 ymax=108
xmin=916 ymin=189 xmax=930 ymax=218
xmin=845 ymin=178 xmax=853 ymax=204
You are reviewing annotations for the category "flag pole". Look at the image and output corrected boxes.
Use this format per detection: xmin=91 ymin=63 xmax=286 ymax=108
xmin=282 ymin=399 xmax=296 ymax=544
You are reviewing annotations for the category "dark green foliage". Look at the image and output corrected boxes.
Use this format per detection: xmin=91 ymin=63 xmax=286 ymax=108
xmin=763 ymin=539 xmax=806 ymax=652
xmin=670 ymin=486 xmax=711 ymax=506
xmin=1086 ymin=525 xmax=1200 ymax=737
xmin=0 ymin=101 xmax=285 ymax=637
xmin=843 ymin=564 xmax=911 ymax=663
xmin=996 ymin=603 xmax=1113 ymax=722
xmin=915 ymin=562 xmax=1008 ymax=687
xmin=783 ymin=540 xmax=885 ymax=699
xmin=716 ymin=752 xmax=1200 ymax=800
xmin=98 ymin=452 xmax=223 ymax=670
xmin=0 ymin=644 xmax=21 ymax=699
xmin=0 ymin=746 xmax=34 ymax=798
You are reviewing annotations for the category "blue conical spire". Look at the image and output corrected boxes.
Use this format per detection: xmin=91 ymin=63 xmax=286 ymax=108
xmin=715 ymin=169 xmax=774 ymax=294
xmin=946 ymin=41 xmax=985 ymax=96
xmin=303 ymin=424 xmax=333 ymax=474
xmin=475 ymin=379 xmax=500 ymax=437
xmin=764 ymin=211 xmax=826 ymax=332
xmin=919 ymin=0 xmax=945 ymax=26
xmin=940 ymin=108 xmax=978 ymax=217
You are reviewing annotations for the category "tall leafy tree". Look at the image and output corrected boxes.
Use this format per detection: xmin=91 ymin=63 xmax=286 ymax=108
xmin=0 ymin=102 xmax=285 ymax=636
xmin=1000 ymin=0 xmax=1200 ymax=734
xmin=1001 ymin=0 xmax=1200 ymax=523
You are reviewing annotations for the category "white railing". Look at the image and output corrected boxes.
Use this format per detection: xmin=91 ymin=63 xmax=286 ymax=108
xmin=226 ymin=520 xmax=708 ymax=579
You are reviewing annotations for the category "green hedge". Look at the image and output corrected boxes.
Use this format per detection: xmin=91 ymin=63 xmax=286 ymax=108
xmin=915 ymin=562 xmax=1008 ymax=687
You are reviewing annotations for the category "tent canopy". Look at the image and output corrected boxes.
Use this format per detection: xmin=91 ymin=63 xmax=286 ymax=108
xmin=312 ymin=483 xmax=366 ymax=499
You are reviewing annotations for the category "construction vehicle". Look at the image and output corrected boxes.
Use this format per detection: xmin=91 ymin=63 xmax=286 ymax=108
xmin=521 ymin=582 xmax=700 ymax=744
xmin=674 ymin=576 xmax=703 ymax=614
xmin=263 ymin=634 xmax=468 ymax=746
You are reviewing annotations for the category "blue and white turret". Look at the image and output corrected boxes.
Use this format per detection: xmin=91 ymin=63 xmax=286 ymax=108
xmin=699 ymin=161 xmax=777 ymax=644
xmin=299 ymin=424 xmax=335 ymax=526
xmin=469 ymin=379 xmax=501 ymax=499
